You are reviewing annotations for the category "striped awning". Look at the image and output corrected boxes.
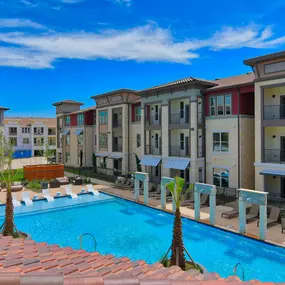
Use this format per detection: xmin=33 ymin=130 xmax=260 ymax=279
xmin=260 ymin=170 xmax=285 ymax=177
xmin=62 ymin=129 xmax=70 ymax=135
xmin=75 ymin=129 xmax=83 ymax=135
xmin=109 ymin=154 xmax=123 ymax=160
xmin=95 ymin=153 xmax=108 ymax=158
xmin=140 ymin=156 xmax=161 ymax=167
xmin=163 ymin=158 xmax=190 ymax=170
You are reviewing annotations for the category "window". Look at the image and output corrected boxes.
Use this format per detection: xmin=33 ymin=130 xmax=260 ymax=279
xmin=135 ymin=106 xmax=141 ymax=122
xmin=213 ymin=132 xmax=229 ymax=152
xmin=66 ymin=135 xmax=70 ymax=145
xmin=10 ymin=137 xmax=17 ymax=146
xmin=41 ymin=127 xmax=44 ymax=134
xmin=65 ymin=152 xmax=70 ymax=163
xmin=210 ymin=97 xmax=216 ymax=116
xmin=78 ymin=134 xmax=83 ymax=146
xmin=48 ymin=138 xmax=56 ymax=146
xmin=137 ymin=134 xmax=141 ymax=147
xmin=155 ymin=134 xmax=159 ymax=148
xmin=210 ymin=94 xmax=231 ymax=116
xmin=23 ymin=138 xmax=30 ymax=144
xmin=264 ymin=61 xmax=285 ymax=74
xmin=99 ymin=111 xmax=108 ymax=125
xmin=155 ymin=105 xmax=159 ymax=121
xmin=213 ymin=168 xmax=229 ymax=187
xmin=94 ymin=134 xmax=97 ymax=146
xmin=65 ymin=116 xmax=70 ymax=126
xmin=48 ymin=128 xmax=55 ymax=135
xmin=77 ymin=114 xmax=84 ymax=126
xmin=180 ymin=133 xmax=184 ymax=150
xmin=99 ymin=133 xmax=108 ymax=149
xmin=180 ymin=102 xmax=184 ymax=118
xmin=9 ymin=127 xmax=17 ymax=135
xmin=22 ymin=127 xmax=30 ymax=134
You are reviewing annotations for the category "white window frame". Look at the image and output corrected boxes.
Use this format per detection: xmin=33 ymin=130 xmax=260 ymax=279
xmin=210 ymin=94 xmax=232 ymax=116
xmin=213 ymin=132 xmax=229 ymax=152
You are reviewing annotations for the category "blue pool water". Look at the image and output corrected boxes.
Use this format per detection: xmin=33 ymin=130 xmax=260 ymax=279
xmin=1 ymin=193 xmax=285 ymax=282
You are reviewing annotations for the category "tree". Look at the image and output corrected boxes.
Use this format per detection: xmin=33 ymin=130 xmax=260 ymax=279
xmin=0 ymin=131 xmax=19 ymax=237
xmin=79 ymin=150 xmax=83 ymax=168
xmin=167 ymin=176 xmax=186 ymax=270
xmin=42 ymin=143 xmax=55 ymax=164
xmin=92 ymin=153 xmax=97 ymax=173
xmin=134 ymin=153 xmax=142 ymax=172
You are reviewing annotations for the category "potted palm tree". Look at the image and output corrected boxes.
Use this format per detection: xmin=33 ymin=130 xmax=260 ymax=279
xmin=0 ymin=132 xmax=20 ymax=237
xmin=161 ymin=177 xmax=202 ymax=272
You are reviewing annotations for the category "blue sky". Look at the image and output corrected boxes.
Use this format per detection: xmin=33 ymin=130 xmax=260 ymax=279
xmin=1 ymin=0 xmax=285 ymax=117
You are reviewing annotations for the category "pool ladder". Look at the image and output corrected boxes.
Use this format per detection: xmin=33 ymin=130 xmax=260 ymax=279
xmin=233 ymin=263 xmax=245 ymax=281
xmin=78 ymin=233 xmax=97 ymax=252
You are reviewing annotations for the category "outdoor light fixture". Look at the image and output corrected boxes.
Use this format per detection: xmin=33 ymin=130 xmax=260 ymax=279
xmin=272 ymin=95 xmax=276 ymax=98
xmin=273 ymin=135 xmax=276 ymax=139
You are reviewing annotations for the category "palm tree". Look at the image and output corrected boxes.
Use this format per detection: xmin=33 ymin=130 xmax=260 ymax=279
xmin=167 ymin=176 xmax=186 ymax=270
xmin=0 ymin=131 xmax=18 ymax=237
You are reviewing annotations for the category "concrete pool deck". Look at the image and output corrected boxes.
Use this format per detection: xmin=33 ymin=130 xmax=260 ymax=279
xmin=0 ymin=182 xmax=284 ymax=247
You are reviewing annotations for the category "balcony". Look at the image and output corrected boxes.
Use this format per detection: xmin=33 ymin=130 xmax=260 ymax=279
xmin=113 ymin=144 xmax=122 ymax=152
xmin=113 ymin=119 xmax=122 ymax=128
xmin=264 ymin=105 xmax=285 ymax=120
xmin=145 ymin=145 xmax=161 ymax=155
xmin=48 ymin=129 xmax=56 ymax=136
xmin=170 ymin=146 xmax=190 ymax=157
xmin=145 ymin=115 xmax=161 ymax=127
xmin=264 ymin=149 xmax=285 ymax=164
xmin=169 ymin=113 xmax=189 ymax=125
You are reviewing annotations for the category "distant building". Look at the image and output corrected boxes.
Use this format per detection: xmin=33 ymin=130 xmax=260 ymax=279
xmin=0 ymin=106 xmax=9 ymax=127
xmin=3 ymin=117 xmax=56 ymax=159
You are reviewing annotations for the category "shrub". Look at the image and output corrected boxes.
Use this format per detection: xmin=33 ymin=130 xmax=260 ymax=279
xmin=26 ymin=180 xmax=42 ymax=192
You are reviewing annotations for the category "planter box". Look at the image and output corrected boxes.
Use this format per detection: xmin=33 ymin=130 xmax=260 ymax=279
xmin=24 ymin=164 xmax=64 ymax=181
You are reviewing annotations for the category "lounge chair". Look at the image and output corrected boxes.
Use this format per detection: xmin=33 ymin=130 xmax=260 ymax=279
xmin=181 ymin=191 xmax=194 ymax=206
xmin=87 ymin=184 xmax=99 ymax=196
xmin=12 ymin=194 xmax=21 ymax=207
xmin=257 ymin=207 xmax=280 ymax=227
xmin=22 ymin=191 xmax=33 ymax=206
xmin=149 ymin=186 xmax=161 ymax=199
xmin=187 ymin=194 xmax=208 ymax=209
xmin=42 ymin=189 xmax=54 ymax=202
xmin=65 ymin=185 xmax=78 ymax=199
xmin=221 ymin=201 xmax=239 ymax=219
xmin=246 ymin=204 xmax=259 ymax=224
xmin=111 ymin=177 xmax=127 ymax=188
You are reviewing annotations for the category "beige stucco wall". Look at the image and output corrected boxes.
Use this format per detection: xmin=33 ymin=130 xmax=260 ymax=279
xmin=264 ymin=85 xmax=285 ymax=105
xmin=255 ymin=77 xmax=285 ymax=191
xmin=264 ymin=127 xmax=285 ymax=149
xmin=170 ymin=99 xmax=189 ymax=114
xmin=205 ymin=117 xmax=238 ymax=188
xmin=257 ymin=58 xmax=285 ymax=80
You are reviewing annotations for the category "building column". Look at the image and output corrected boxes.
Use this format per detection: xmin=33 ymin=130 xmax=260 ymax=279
xmin=190 ymin=99 xmax=198 ymax=183
xmin=122 ymin=104 xmax=129 ymax=173
xmin=161 ymin=104 xmax=170 ymax=177
xmin=140 ymin=106 xmax=146 ymax=172
xmin=239 ymin=196 xmax=246 ymax=235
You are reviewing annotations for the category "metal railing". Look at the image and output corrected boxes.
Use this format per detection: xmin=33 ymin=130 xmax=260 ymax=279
xmin=263 ymin=104 xmax=285 ymax=120
xmin=113 ymin=144 xmax=122 ymax=152
xmin=113 ymin=119 xmax=122 ymax=128
xmin=170 ymin=146 xmax=190 ymax=157
xmin=145 ymin=115 xmax=161 ymax=126
xmin=264 ymin=149 xmax=285 ymax=164
xmin=169 ymin=113 xmax=189 ymax=125
xmin=145 ymin=145 xmax=162 ymax=155
xmin=78 ymin=233 xmax=97 ymax=251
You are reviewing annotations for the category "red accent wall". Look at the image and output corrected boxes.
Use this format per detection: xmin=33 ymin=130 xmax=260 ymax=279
xmin=205 ymin=84 xmax=254 ymax=116
xmin=70 ymin=114 xmax=77 ymax=126
xmin=85 ymin=111 xmax=94 ymax=125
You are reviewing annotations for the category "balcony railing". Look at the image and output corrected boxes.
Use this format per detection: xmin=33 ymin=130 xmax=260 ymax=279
xmin=263 ymin=105 xmax=285 ymax=120
xmin=145 ymin=145 xmax=162 ymax=155
xmin=169 ymin=113 xmax=189 ymax=125
xmin=264 ymin=149 xmax=285 ymax=164
xmin=170 ymin=146 xmax=190 ymax=157
xmin=113 ymin=144 xmax=122 ymax=152
xmin=113 ymin=119 xmax=122 ymax=128
xmin=34 ymin=131 xmax=44 ymax=135
xmin=48 ymin=130 xmax=56 ymax=136
xmin=145 ymin=115 xmax=161 ymax=126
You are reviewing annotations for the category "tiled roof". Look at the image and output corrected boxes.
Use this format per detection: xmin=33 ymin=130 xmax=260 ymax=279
xmin=139 ymin=77 xmax=217 ymax=94
xmin=68 ymin=106 xmax=96 ymax=115
xmin=52 ymin=100 xmax=84 ymax=106
xmin=206 ymin=73 xmax=255 ymax=91
xmin=4 ymin=117 xmax=56 ymax=127
xmin=244 ymin=50 xmax=285 ymax=66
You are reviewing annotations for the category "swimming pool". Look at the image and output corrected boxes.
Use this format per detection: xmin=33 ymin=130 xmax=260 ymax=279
xmin=0 ymin=193 xmax=285 ymax=282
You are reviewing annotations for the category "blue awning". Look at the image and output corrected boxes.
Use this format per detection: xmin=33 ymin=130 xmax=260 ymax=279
xmin=62 ymin=129 xmax=70 ymax=135
xmin=75 ymin=129 xmax=83 ymax=135
xmin=163 ymin=158 xmax=190 ymax=170
xmin=140 ymin=156 xmax=161 ymax=167
xmin=95 ymin=152 xmax=108 ymax=157
xmin=109 ymin=155 xmax=122 ymax=159
xmin=260 ymin=170 xmax=285 ymax=177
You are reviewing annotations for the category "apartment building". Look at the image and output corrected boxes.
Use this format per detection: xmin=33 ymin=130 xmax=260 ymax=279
xmin=138 ymin=77 xmax=217 ymax=186
xmin=53 ymin=100 xmax=96 ymax=167
xmin=3 ymin=117 xmax=56 ymax=158
xmin=244 ymin=51 xmax=285 ymax=197
xmin=204 ymin=73 xmax=255 ymax=190
xmin=91 ymin=89 xmax=141 ymax=175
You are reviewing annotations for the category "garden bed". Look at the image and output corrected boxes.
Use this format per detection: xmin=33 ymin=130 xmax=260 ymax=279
xmin=24 ymin=164 xmax=64 ymax=181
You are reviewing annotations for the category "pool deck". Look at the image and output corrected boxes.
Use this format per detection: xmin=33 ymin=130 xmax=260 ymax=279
xmin=0 ymin=183 xmax=285 ymax=247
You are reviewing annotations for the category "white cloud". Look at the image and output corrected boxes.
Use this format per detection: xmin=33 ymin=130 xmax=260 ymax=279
xmin=0 ymin=18 xmax=45 ymax=29
xmin=0 ymin=21 xmax=285 ymax=69
xmin=110 ymin=0 xmax=132 ymax=7
xmin=61 ymin=0 xmax=83 ymax=3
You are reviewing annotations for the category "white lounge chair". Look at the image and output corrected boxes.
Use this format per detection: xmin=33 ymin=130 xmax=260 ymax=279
xmin=22 ymin=191 xmax=33 ymax=206
xmin=12 ymin=194 xmax=21 ymax=207
xmin=42 ymin=189 xmax=54 ymax=202
xmin=87 ymin=184 xmax=99 ymax=196
xmin=65 ymin=185 xmax=78 ymax=199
